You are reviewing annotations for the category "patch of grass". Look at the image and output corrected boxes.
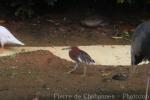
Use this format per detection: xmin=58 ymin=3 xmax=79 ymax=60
xmin=112 ymin=31 xmax=133 ymax=41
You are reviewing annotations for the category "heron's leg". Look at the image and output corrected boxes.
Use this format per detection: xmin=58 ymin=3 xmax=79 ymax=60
xmin=82 ymin=65 xmax=87 ymax=77
xmin=67 ymin=63 xmax=79 ymax=74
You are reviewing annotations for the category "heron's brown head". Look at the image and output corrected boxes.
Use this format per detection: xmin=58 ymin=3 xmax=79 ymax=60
xmin=70 ymin=46 xmax=80 ymax=51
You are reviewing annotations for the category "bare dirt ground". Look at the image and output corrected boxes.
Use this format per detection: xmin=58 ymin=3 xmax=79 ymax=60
xmin=0 ymin=12 xmax=150 ymax=100
xmin=0 ymin=50 xmax=148 ymax=100
xmin=1 ymin=13 xmax=138 ymax=46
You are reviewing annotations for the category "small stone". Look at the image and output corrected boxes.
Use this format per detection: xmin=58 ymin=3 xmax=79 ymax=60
xmin=112 ymin=73 xmax=128 ymax=81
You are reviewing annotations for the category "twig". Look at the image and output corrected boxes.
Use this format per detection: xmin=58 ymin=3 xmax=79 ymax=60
xmin=145 ymin=77 xmax=150 ymax=100
xmin=0 ymin=88 xmax=9 ymax=92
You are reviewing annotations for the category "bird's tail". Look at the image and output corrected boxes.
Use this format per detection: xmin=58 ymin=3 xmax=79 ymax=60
xmin=89 ymin=59 xmax=95 ymax=64
xmin=17 ymin=41 xmax=24 ymax=45
xmin=10 ymin=38 xmax=25 ymax=45
xmin=91 ymin=59 xmax=95 ymax=63
xmin=86 ymin=58 xmax=95 ymax=65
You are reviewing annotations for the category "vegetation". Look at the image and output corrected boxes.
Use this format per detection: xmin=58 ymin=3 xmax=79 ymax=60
xmin=1 ymin=0 xmax=150 ymax=18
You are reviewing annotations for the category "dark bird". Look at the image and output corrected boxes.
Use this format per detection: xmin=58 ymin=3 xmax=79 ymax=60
xmin=131 ymin=20 xmax=150 ymax=72
xmin=62 ymin=46 xmax=95 ymax=76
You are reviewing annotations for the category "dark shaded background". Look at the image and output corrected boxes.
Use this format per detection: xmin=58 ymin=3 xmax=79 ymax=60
xmin=0 ymin=0 xmax=150 ymax=19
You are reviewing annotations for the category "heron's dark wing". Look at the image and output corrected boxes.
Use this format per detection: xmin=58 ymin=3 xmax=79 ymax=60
xmin=77 ymin=50 xmax=95 ymax=65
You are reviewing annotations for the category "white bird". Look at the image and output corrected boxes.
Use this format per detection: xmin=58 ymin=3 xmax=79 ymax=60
xmin=0 ymin=26 xmax=24 ymax=49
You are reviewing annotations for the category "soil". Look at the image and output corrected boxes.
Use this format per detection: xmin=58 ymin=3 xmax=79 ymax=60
xmin=1 ymin=12 xmax=142 ymax=46
xmin=0 ymin=11 xmax=150 ymax=100
xmin=0 ymin=50 xmax=148 ymax=100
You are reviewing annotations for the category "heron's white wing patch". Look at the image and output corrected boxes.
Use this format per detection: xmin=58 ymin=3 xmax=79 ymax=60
xmin=77 ymin=56 xmax=83 ymax=63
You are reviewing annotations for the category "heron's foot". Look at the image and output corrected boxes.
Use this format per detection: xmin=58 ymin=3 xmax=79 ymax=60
xmin=66 ymin=70 xmax=73 ymax=74
xmin=80 ymin=74 xmax=86 ymax=77
xmin=80 ymin=75 xmax=86 ymax=77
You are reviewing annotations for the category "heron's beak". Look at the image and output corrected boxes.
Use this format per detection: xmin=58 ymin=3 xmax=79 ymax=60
xmin=62 ymin=47 xmax=71 ymax=50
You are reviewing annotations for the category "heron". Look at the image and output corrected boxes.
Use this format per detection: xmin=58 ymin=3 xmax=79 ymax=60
xmin=62 ymin=46 xmax=95 ymax=76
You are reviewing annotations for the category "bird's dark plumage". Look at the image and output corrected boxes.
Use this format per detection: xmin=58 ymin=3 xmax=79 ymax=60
xmin=131 ymin=20 xmax=150 ymax=65
xmin=69 ymin=47 xmax=95 ymax=64
xmin=65 ymin=46 xmax=95 ymax=76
